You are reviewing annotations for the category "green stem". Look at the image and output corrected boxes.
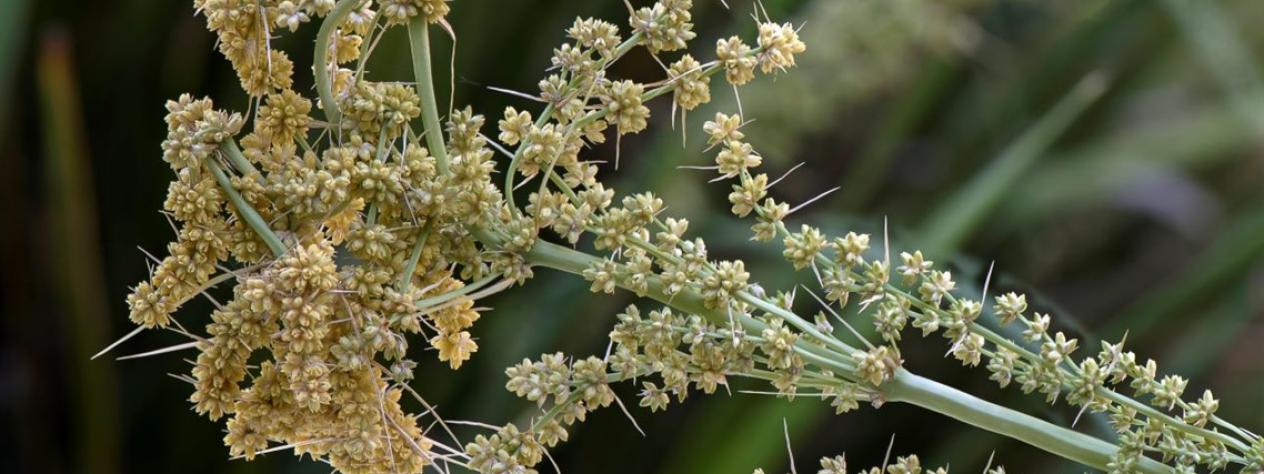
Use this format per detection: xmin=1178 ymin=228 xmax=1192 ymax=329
xmin=314 ymin=0 xmax=362 ymax=125
xmin=885 ymin=369 xmax=1171 ymax=474
xmin=397 ymin=222 xmax=433 ymax=289
xmin=776 ymin=216 xmax=1252 ymax=459
xmin=220 ymin=138 xmax=260 ymax=178
xmin=504 ymin=102 xmax=555 ymax=210
xmin=967 ymin=321 xmax=1251 ymax=455
xmin=505 ymin=32 xmax=646 ymax=209
xmin=512 ymin=235 xmax=1172 ymax=473
xmin=407 ymin=18 xmax=449 ymax=175
xmin=205 ymin=155 xmax=285 ymax=257
xmin=414 ymin=273 xmax=498 ymax=309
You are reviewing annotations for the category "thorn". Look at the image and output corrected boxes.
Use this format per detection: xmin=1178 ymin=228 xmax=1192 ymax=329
xmin=116 ymin=341 xmax=200 ymax=361
xmin=738 ymin=390 xmax=830 ymax=398
xmin=787 ymin=186 xmax=840 ymax=215
xmin=486 ymin=85 xmax=546 ymax=102
xmin=881 ymin=434 xmax=896 ymax=471
xmin=801 ymin=285 xmax=874 ymax=350
xmin=442 ymin=419 xmax=501 ymax=431
xmin=783 ymin=418 xmax=797 ymax=474
xmin=883 ymin=216 xmax=891 ymax=269
xmin=1071 ymin=403 xmax=1090 ymax=429
xmin=768 ymin=162 xmax=806 ymax=188
xmin=92 ymin=326 xmax=145 ymax=360
xmin=229 ymin=438 xmax=332 ymax=460
xmin=612 ymin=392 xmax=646 ymax=437
xmin=513 ymin=173 xmax=537 ymax=191
xmin=543 ymin=446 xmax=563 ymax=474
xmin=945 ymin=336 xmax=965 ymax=359
xmin=981 ymin=260 xmax=995 ymax=305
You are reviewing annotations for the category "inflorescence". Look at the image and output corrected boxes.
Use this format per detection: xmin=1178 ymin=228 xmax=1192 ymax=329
xmin=115 ymin=1 xmax=1262 ymax=473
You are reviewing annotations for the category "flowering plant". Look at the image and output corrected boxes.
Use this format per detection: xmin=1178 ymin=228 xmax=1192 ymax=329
xmin=109 ymin=1 xmax=1263 ymax=473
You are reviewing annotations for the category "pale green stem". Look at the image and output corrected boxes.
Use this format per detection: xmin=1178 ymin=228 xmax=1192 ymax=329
xmin=506 ymin=32 xmax=645 ymax=208
xmin=414 ymin=273 xmax=498 ymax=309
xmin=504 ymin=102 xmax=554 ymax=210
xmin=397 ymin=222 xmax=433 ymax=289
xmin=205 ymin=155 xmax=285 ymax=257
xmin=964 ymin=322 xmax=1250 ymax=456
xmin=443 ymin=18 xmax=1181 ymax=472
xmin=220 ymin=138 xmax=260 ymax=178
xmin=499 ymin=232 xmax=1174 ymax=473
xmin=314 ymin=0 xmax=362 ymax=125
xmin=885 ymin=369 xmax=1171 ymax=474
xmin=407 ymin=18 xmax=449 ymax=175
xmin=776 ymin=217 xmax=1253 ymax=459
xmin=538 ymin=172 xmax=859 ymax=362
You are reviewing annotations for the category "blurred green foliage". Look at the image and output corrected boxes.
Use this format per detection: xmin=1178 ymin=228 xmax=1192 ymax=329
xmin=3 ymin=0 xmax=1263 ymax=473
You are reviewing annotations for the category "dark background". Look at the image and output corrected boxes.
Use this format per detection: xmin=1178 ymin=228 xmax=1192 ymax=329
xmin=3 ymin=0 xmax=1263 ymax=472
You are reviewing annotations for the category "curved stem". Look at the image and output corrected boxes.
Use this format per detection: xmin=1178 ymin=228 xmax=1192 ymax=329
xmin=968 ymin=321 xmax=1251 ymax=455
xmin=511 ymin=235 xmax=1175 ymax=474
xmin=885 ymin=369 xmax=1171 ymax=474
xmin=780 ymin=219 xmax=1252 ymax=459
xmin=205 ymin=156 xmax=285 ymax=257
xmin=220 ymin=138 xmax=260 ymax=177
xmin=504 ymin=102 xmax=554 ymax=210
xmin=407 ymin=18 xmax=449 ymax=175
xmin=314 ymin=0 xmax=362 ymax=125
xmin=414 ymin=273 xmax=498 ymax=309
xmin=397 ymin=221 xmax=433 ymax=289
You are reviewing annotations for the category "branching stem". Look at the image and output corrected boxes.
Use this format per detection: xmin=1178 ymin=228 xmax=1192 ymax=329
xmin=885 ymin=370 xmax=1170 ymax=474
xmin=205 ymin=153 xmax=285 ymax=257
xmin=407 ymin=18 xmax=450 ymax=175
xmin=314 ymin=0 xmax=362 ymax=125
xmin=499 ymin=233 xmax=1175 ymax=474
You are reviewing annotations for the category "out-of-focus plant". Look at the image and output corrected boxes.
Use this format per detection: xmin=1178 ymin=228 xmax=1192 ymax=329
xmin=105 ymin=0 xmax=1263 ymax=473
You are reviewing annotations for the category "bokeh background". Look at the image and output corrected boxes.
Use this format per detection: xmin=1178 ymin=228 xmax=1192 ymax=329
xmin=4 ymin=0 xmax=1264 ymax=472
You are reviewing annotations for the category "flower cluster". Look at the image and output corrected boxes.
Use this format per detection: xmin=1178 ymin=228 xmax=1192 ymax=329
xmin=753 ymin=453 xmax=1001 ymax=474
xmin=481 ymin=304 xmax=873 ymax=473
xmin=122 ymin=0 xmax=1262 ymax=473
xmin=120 ymin=0 xmax=524 ymax=471
xmin=194 ymin=0 xmax=347 ymax=96
xmin=706 ymin=86 xmax=1263 ymax=473
xmin=630 ymin=0 xmax=696 ymax=54
xmin=379 ymin=0 xmax=450 ymax=25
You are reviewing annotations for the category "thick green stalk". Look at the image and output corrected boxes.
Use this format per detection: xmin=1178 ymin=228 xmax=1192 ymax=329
xmin=407 ymin=18 xmax=450 ymax=175
xmin=512 ymin=236 xmax=1170 ymax=473
xmin=397 ymin=223 xmax=432 ymax=289
xmin=885 ymin=370 xmax=1170 ymax=474
xmin=452 ymin=13 xmax=1164 ymax=471
xmin=314 ymin=0 xmax=362 ymax=126
xmin=205 ymin=156 xmax=286 ymax=257
xmin=219 ymin=138 xmax=260 ymax=178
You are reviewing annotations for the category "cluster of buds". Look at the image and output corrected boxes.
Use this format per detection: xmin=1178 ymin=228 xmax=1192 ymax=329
xmin=486 ymin=304 xmax=873 ymax=473
xmin=123 ymin=0 xmax=1261 ymax=473
xmin=119 ymin=1 xmax=531 ymax=472
xmin=708 ymin=98 xmax=1261 ymax=472
xmin=753 ymin=453 xmax=1001 ymax=474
